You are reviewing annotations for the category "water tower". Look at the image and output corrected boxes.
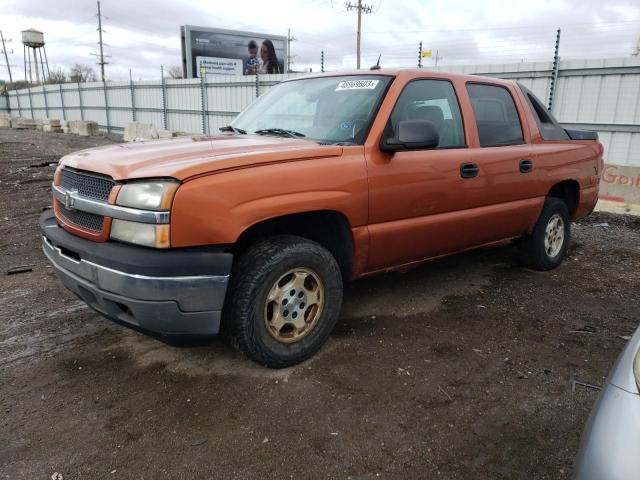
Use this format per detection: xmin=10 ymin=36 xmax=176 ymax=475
xmin=22 ymin=29 xmax=50 ymax=84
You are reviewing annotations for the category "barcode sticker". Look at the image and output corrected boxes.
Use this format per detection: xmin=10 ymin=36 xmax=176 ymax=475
xmin=335 ymin=79 xmax=380 ymax=91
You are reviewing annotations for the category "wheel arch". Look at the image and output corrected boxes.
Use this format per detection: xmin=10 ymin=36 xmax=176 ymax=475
xmin=547 ymin=180 xmax=580 ymax=218
xmin=232 ymin=210 xmax=354 ymax=280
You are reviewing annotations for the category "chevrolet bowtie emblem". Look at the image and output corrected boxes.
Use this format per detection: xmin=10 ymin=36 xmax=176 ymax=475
xmin=64 ymin=190 xmax=77 ymax=210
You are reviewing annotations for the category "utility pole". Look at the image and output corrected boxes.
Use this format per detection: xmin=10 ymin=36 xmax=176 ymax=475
xmin=287 ymin=29 xmax=296 ymax=72
xmin=346 ymin=0 xmax=372 ymax=69
xmin=548 ymin=28 xmax=561 ymax=112
xmin=96 ymin=1 xmax=107 ymax=81
xmin=418 ymin=41 xmax=422 ymax=68
xmin=0 ymin=30 xmax=14 ymax=87
xmin=321 ymin=50 xmax=324 ymax=73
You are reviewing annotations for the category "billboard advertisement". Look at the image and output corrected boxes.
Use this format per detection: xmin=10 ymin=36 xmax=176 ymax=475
xmin=181 ymin=26 xmax=287 ymax=78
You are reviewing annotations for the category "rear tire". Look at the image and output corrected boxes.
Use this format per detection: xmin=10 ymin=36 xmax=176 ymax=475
xmin=225 ymin=235 xmax=343 ymax=368
xmin=519 ymin=197 xmax=570 ymax=271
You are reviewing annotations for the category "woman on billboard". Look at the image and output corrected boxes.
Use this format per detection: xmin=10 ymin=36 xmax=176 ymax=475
xmin=258 ymin=39 xmax=282 ymax=74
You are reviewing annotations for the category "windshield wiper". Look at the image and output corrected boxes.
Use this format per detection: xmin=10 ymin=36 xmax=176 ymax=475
xmin=219 ymin=125 xmax=247 ymax=134
xmin=254 ymin=128 xmax=306 ymax=139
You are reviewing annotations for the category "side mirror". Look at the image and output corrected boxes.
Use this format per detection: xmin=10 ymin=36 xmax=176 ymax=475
xmin=380 ymin=120 xmax=439 ymax=153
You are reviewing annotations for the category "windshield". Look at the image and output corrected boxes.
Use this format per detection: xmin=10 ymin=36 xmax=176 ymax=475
xmin=231 ymin=75 xmax=392 ymax=144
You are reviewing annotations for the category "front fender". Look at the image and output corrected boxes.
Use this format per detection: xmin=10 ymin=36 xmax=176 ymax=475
xmin=170 ymin=151 xmax=368 ymax=247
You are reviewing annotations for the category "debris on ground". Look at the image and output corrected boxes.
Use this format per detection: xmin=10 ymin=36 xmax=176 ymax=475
xmin=6 ymin=265 xmax=33 ymax=275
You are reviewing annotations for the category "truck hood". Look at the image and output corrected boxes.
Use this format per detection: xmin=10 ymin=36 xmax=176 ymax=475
xmin=59 ymin=134 xmax=343 ymax=181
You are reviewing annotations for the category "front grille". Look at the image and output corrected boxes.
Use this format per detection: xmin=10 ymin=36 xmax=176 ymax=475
xmin=60 ymin=168 xmax=115 ymax=201
xmin=58 ymin=204 xmax=104 ymax=232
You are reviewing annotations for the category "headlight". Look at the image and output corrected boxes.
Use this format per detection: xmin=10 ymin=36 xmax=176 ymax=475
xmin=116 ymin=180 xmax=178 ymax=210
xmin=110 ymin=219 xmax=171 ymax=248
xmin=110 ymin=180 xmax=178 ymax=248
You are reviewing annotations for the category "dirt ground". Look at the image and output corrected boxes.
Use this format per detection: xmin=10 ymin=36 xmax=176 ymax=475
xmin=1 ymin=128 xmax=639 ymax=480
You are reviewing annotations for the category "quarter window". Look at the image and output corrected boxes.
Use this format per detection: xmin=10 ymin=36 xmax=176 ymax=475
xmin=388 ymin=80 xmax=466 ymax=148
xmin=466 ymin=83 xmax=524 ymax=147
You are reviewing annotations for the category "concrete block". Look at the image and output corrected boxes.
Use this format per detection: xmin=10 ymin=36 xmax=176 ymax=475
xmin=75 ymin=121 xmax=98 ymax=136
xmin=68 ymin=120 xmax=80 ymax=135
xmin=43 ymin=124 xmax=63 ymax=133
xmin=158 ymin=129 xmax=177 ymax=139
xmin=16 ymin=119 xmax=41 ymax=130
xmin=59 ymin=120 xmax=69 ymax=127
xmin=0 ymin=116 xmax=10 ymax=128
xmin=10 ymin=117 xmax=24 ymax=128
xmin=124 ymin=122 xmax=159 ymax=142
xmin=601 ymin=163 xmax=640 ymax=206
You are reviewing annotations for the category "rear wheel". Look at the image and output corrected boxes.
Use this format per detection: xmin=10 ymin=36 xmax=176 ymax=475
xmin=225 ymin=235 xmax=343 ymax=368
xmin=519 ymin=197 xmax=570 ymax=271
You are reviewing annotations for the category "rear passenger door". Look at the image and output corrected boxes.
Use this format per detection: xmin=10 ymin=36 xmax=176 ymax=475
xmin=461 ymin=83 xmax=542 ymax=245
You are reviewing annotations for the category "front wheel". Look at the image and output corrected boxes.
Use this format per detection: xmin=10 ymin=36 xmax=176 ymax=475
xmin=225 ymin=235 xmax=343 ymax=368
xmin=519 ymin=197 xmax=571 ymax=271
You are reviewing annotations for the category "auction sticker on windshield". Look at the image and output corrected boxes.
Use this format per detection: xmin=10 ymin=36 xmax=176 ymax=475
xmin=335 ymin=79 xmax=380 ymax=91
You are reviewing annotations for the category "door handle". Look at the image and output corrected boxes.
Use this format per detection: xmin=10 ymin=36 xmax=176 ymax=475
xmin=460 ymin=162 xmax=479 ymax=179
xmin=519 ymin=159 xmax=533 ymax=173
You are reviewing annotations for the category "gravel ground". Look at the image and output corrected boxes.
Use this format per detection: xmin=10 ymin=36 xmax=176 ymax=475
xmin=1 ymin=128 xmax=639 ymax=480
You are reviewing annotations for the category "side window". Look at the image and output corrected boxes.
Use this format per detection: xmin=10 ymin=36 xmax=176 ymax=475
xmin=466 ymin=83 xmax=524 ymax=147
xmin=389 ymin=80 xmax=465 ymax=148
xmin=518 ymin=83 xmax=569 ymax=141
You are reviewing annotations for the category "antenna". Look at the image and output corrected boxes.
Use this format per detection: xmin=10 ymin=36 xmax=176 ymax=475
xmin=370 ymin=54 xmax=381 ymax=70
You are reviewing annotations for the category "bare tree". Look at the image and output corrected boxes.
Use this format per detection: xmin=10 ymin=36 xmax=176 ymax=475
xmin=69 ymin=64 xmax=98 ymax=83
xmin=46 ymin=68 xmax=68 ymax=84
xmin=167 ymin=66 xmax=183 ymax=79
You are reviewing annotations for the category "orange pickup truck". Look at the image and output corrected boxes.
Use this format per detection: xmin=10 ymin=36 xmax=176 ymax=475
xmin=40 ymin=69 xmax=603 ymax=367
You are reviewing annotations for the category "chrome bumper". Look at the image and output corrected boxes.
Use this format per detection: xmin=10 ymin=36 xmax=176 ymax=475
xmin=42 ymin=235 xmax=229 ymax=335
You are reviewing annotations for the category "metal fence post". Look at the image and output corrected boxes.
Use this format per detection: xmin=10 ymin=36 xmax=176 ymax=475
xmin=15 ymin=90 xmax=22 ymax=117
xmin=59 ymin=84 xmax=66 ymax=120
xmin=200 ymin=73 xmax=207 ymax=134
xmin=78 ymin=83 xmax=85 ymax=120
xmin=27 ymin=87 xmax=34 ymax=119
xmin=42 ymin=85 xmax=49 ymax=119
xmin=161 ymin=66 xmax=168 ymax=130
xmin=103 ymin=80 xmax=111 ymax=134
xmin=129 ymin=69 xmax=136 ymax=122
xmin=255 ymin=71 xmax=259 ymax=98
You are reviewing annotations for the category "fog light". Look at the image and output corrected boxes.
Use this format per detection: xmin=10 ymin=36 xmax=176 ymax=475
xmin=110 ymin=219 xmax=170 ymax=248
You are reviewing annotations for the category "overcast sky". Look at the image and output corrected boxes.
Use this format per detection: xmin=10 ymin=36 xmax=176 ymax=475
xmin=1 ymin=0 xmax=639 ymax=82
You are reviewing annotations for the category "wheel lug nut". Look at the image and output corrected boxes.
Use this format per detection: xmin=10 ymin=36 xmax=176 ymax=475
xmin=292 ymin=312 xmax=298 ymax=319
xmin=282 ymin=299 xmax=288 ymax=306
xmin=290 ymin=290 xmax=295 ymax=296
xmin=300 ymin=303 xmax=305 ymax=309
xmin=298 ymin=292 xmax=304 ymax=298
xmin=283 ymin=310 xmax=289 ymax=317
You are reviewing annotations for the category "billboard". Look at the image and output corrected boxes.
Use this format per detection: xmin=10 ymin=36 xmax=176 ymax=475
xmin=181 ymin=26 xmax=287 ymax=78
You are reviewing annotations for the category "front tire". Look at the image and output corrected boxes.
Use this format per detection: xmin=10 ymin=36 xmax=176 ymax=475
xmin=519 ymin=197 xmax=571 ymax=271
xmin=225 ymin=235 xmax=343 ymax=368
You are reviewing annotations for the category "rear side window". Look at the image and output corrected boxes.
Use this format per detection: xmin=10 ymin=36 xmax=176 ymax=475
xmin=388 ymin=79 xmax=466 ymax=148
xmin=518 ymin=83 xmax=569 ymax=141
xmin=466 ymin=83 xmax=524 ymax=147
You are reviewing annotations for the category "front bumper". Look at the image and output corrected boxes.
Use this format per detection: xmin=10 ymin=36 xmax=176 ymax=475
xmin=574 ymin=327 xmax=640 ymax=480
xmin=40 ymin=211 xmax=232 ymax=335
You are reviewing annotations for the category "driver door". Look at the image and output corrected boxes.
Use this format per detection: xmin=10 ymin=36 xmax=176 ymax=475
xmin=365 ymin=78 xmax=475 ymax=271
